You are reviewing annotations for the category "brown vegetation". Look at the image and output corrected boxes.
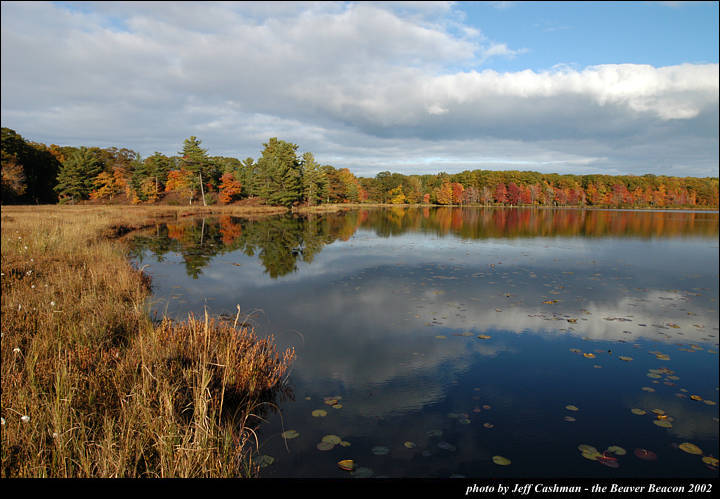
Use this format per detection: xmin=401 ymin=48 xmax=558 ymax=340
xmin=0 ymin=205 xmax=294 ymax=477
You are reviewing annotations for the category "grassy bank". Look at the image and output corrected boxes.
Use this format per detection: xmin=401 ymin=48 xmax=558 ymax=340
xmin=0 ymin=205 xmax=294 ymax=477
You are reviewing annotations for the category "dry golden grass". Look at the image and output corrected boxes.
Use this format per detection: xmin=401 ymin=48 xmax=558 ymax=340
xmin=1 ymin=205 xmax=294 ymax=477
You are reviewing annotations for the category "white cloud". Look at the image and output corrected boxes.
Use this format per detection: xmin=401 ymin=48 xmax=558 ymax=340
xmin=1 ymin=1 xmax=717 ymax=177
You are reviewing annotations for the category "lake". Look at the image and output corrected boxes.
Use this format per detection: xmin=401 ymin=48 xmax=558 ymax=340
xmin=129 ymin=207 xmax=719 ymax=478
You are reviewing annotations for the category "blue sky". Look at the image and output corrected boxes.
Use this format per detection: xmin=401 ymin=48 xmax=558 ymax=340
xmin=1 ymin=1 xmax=718 ymax=177
xmin=458 ymin=2 xmax=718 ymax=71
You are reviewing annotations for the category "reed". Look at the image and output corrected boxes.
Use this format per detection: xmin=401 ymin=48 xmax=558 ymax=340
xmin=0 ymin=205 xmax=294 ymax=477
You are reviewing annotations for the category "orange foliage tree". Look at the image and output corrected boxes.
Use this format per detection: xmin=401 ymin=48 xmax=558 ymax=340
xmin=218 ymin=172 xmax=243 ymax=204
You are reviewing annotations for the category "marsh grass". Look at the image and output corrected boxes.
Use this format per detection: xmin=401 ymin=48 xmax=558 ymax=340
xmin=1 ymin=205 xmax=294 ymax=477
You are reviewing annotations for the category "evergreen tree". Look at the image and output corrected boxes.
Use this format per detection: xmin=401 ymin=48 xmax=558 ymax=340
xmin=179 ymin=136 xmax=216 ymax=204
xmin=301 ymin=152 xmax=327 ymax=206
xmin=54 ymin=147 xmax=102 ymax=201
xmin=255 ymin=138 xmax=303 ymax=207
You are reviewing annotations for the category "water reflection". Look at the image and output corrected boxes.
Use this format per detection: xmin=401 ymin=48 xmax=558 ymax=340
xmin=130 ymin=208 xmax=718 ymax=279
xmin=129 ymin=207 xmax=718 ymax=478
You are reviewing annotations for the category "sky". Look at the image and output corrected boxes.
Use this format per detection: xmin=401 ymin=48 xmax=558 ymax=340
xmin=1 ymin=1 xmax=718 ymax=178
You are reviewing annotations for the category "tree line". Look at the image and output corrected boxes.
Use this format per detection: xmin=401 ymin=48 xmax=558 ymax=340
xmin=1 ymin=127 xmax=718 ymax=208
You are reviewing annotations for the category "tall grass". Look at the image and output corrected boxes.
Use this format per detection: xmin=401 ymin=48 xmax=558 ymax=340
xmin=1 ymin=205 xmax=294 ymax=477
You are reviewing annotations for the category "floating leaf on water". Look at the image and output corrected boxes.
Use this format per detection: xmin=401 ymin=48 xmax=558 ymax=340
xmin=322 ymin=435 xmax=342 ymax=445
xmin=593 ymin=365 xmax=603 ymax=369
xmin=435 ymin=335 xmax=447 ymax=339
xmin=703 ymin=400 xmax=716 ymax=406
xmin=634 ymin=448 xmax=657 ymax=461
xmin=651 ymin=409 xmax=665 ymax=415
xmin=460 ymin=331 xmax=474 ymax=337
xmin=543 ymin=300 xmax=559 ymax=304
xmin=438 ymin=441 xmax=457 ymax=451
xmin=482 ymin=404 xmax=491 ymax=410
xmin=583 ymin=353 xmax=596 ymax=359
xmin=564 ymin=416 xmax=576 ymax=422
xmin=647 ymin=373 xmax=662 ymax=379
xmin=653 ymin=420 xmax=672 ymax=428
xmin=338 ymin=459 xmax=354 ymax=471
xmin=477 ymin=334 xmax=492 ymax=340
xmin=403 ymin=441 xmax=416 ymax=449
xmin=690 ymin=395 xmax=703 ymax=401
xmin=281 ymin=430 xmax=300 ymax=439
xmin=351 ymin=467 xmax=374 ymax=478
xmin=257 ymin=455 xmax=275 ymax=468
xmin=312 ymin=409 xmax=328 ymax=417
xmin=618 ymin=356 xmax=633 ymax=362
xmin=317 ymin=441 xmax=335 ymax=451
xmin=567 ymin=319 xmax=577 ymax=323
xmin=483 ymin=422 xmax=495 ymax=428
xmin=570 ymin=348 xmax=582 ymax=353
xmin=631 ymin=408 xmax=647 ymax=415
xmin=641 ymin=387 xmax=656 ymax=392
xmin=598 ymin=456 xmax=620 ymax=468
xmin=606 ymin=446 xmax=626 ymax=456
xmin=371 ymin=446 xmax=390 ymax=455
xmin=324 ymin=398 xmax=339 ymax=406
xmin=702 ymin=456 xmax=719 ymax=467
xmin=340 ymin=441 xmax=351 ymax=447
xmin=565 ymin=405 xmax=579 ymax=411
xmin=655 ymin=354 xmax=671 ymax=361
xmin=492 ymin=455 xmax=511 ymax=466
xmin=459 ymin=418 xmax=471 ymax=424
xmin=578 ymin=444 xmax=599 ymax=454
xmin=678 ymin=442 xmax=703 ymax=455
xmin=581 ymin=451 xmax=600 ymax=461
xmin=332 ymin=404 xmax=343 ymax=409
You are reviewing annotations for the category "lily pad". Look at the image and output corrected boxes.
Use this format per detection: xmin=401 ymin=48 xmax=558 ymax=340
xmin=678 ymin=442 xmax=703 ymax=455
xmin=641 ymin=387 xmax=656 ymax=392
xmin=281 ymin=430 xmax=300 ymax=439
xmin=257 ymin=455 xmax=275 ymax=468
xmin=653 ymin=420 xmax=672 ymax=428
xmin=403 ymin=441 xmax=416 ymax=449
xmin=606 ymin=446 xmax=626 ymax=456
xmin=701 ymin=456 xmax=718 ymax=468
xmin=578 ymin=444 xmax=599 ymax=454
xmin=371 ymin=446 xmax=390 ymax=455
xmin=312 ymin=409 xmax=328 ymax=417
xmin=317 ymin=441 xmax=335 ymax=451
xmin=564 ymin=416 xmax=576 ymax=422
xmin=483 ymin=422 xmax=495 ymax=428
xmin=340 ymin=441 xmax=351 ymax=447
xmin=492 ymin=455 xmax=511 ymax=466
xmin=477 ymin=334 xmax=492 ymax=340
xmin=690 ymin=395 xmax=703 ymax=401
xmin=634 ymin=448 xmax=657 ymax=461
xmin=338 ymin=459 xmax=355 ymax=471
xmin=583 ymin=353 xmax=596 ymax=359
xmin=332 ymin=404 xmax=343 ymax=409
xmin=565 ymin=405 xmax=579 ymax=411
xmin=651 ymin=409 xmax=665 ymax=415
xmin=618 ymin=356 xmax=633 ymax=361
xmin=437 ymin=441 xmax=457 ymax=451
xmin=324 ymin=398 xmax=339 ymax=406
xmin=322 ymin=435 xmax=342 ymax=445
xmin=631 ymin=408 xmax=647 ymax=415
xmin=351 ymin=467 xmax=374 ymax=478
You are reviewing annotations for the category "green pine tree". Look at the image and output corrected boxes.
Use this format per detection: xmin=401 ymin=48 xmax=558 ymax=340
xmin=255 ymin=138 xmax=303 ymax=207
xmin=54 ymin=147 xmax=102 ymax=201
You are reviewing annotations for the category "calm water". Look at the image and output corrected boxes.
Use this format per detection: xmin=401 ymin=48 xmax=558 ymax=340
xmin=129 ymin=207 xmax=719 ymax=478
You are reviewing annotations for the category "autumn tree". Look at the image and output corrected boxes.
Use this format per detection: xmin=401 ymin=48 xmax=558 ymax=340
xmin=218 ymin=172 xmax=243 ymax=204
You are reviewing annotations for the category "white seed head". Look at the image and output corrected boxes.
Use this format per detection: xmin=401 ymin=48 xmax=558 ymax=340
xmin=21 ymin=415 xmax=30 ymax=423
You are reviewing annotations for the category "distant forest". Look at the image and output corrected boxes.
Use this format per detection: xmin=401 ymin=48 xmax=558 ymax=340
xmin=1 ymin=127 xmax=718 ymax=208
